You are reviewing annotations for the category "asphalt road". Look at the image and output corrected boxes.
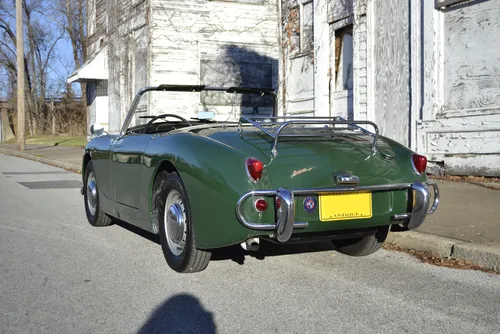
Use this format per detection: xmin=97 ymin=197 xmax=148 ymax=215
xmin=1 ymin=154 xmax=499 ymax=334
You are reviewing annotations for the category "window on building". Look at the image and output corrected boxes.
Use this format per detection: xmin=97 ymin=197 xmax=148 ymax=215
xmin=96 ymin=81 xmax=108 ymax=97
xmin=334 ymin=24 xmax=353 ymax=91
xmin=302 ymin=2 xmax=314 ymax=52
xmin=287 ymin=1 xmax=314 ymax=55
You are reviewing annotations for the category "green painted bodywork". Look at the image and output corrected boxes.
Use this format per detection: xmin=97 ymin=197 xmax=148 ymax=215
xmin=83 ymin=125 xmax=427 ymax=249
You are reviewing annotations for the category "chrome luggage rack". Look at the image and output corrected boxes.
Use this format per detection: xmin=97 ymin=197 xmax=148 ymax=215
xmin=237 ymin=115 xmax=380 ymax=157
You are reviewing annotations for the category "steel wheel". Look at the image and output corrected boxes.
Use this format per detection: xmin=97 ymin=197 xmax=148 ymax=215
xmin=154 ymin=170 xmax=211 ymax=273
xmin=164 ymin=189 xmax=187 ymax=256
xmin=86 ymin=171 xmax=97 ymax=216
xmin=83 ymin=160 xmax=112 ymax=227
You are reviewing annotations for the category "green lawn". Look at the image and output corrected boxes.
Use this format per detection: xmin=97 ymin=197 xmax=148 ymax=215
xmin=6 ymin=135 xmax=87 ymax=148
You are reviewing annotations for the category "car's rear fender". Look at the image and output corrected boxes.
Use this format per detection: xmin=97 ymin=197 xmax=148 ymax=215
xmin=232 ymin=136 xmax=433 ymax=241
xmin=144 ymin=132 xmax=270 ymax=249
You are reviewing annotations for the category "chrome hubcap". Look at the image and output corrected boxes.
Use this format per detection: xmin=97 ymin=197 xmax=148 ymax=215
xmin=164 ymin=190 xmax=187 ymax=256
xmin=87 ymin=172 xmax=97 ymax=216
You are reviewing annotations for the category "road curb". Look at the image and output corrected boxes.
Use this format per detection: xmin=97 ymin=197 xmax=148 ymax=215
xmin=387 ymin=231 xmax=500 ymax=272
xmin=0 ymin=147 xmax=82 ymax=173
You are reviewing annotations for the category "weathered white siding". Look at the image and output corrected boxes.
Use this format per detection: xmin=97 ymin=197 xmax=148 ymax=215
xmin=353 ymin=0 xmax=367 ymax=120
xmin=280 ymin=0 xmax=368 ymax=119
xmin=279 ymin=0 xmax=500 ymax=175
xmin=83 ymin=0 xmax=278 ymax=132
xmin=148 ymin=0 xmax=279 ymax=121
xmin=417 ymin=0 xmax=500 ymax=176
xmin=371 ymin=0 xmax=410 ymax=146
xmin=83 ymin=0 xmax=110 ymax=134
xmin=443 ymin=4 xmax=500 ymax=113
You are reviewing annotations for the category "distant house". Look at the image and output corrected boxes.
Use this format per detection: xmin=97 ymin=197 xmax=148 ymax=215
xmin=68 ymin=0 xmax=280 ymax=134
xmin=279 ymin=0 xmax=500 ymax=176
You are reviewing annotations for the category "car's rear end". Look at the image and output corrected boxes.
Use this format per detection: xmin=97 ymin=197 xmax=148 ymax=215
xmin=207 ymin=117 xmax=439 ymax=248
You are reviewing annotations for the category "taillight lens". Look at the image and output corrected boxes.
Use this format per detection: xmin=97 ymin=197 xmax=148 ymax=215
xmin=411 ymin=154 xmax=427 ymax=174
xmin=245 ymin=157 xmax=263 ymax=182
xmin=275 ymin=197 xmax=281 ymax=209
xmin=255 ymin=198 xmax=268 ymax=212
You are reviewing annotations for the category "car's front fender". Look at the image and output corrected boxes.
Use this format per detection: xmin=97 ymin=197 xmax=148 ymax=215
xmin=83 ymin=135 xmax=114 ymax=201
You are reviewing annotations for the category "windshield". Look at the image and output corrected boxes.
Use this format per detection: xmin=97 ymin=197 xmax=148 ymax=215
xmin=125 ymin=88 xmax=275 ymax=132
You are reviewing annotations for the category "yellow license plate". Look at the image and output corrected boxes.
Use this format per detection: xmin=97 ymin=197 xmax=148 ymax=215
xmin=319 ymin=191 xmax=373 ymax=222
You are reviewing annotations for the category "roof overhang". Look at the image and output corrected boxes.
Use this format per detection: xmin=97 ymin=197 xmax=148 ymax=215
xmin=67 ymin=47 xmax=108 ymax=83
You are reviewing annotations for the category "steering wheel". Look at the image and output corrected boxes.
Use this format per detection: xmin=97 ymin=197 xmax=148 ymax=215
xmin=143 ymin=114 xmax=192 ymax=134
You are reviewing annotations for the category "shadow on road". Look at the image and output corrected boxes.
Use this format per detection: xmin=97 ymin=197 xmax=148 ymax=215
xmin=210 ymin=240 xmax=337 ymax=266
xmin=137 ymin=294 xmax=216 ymax=334
xmin=114 ymin=219 xmax=338 ymax=266
xmin=114 ymin=219 xmax=160 ymax=244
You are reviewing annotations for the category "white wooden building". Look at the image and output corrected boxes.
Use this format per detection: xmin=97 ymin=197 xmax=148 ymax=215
xmin=279 ymin=0 xmax=500 ymax=176
xmin=69 ymin=0 xmax=280 ymax=134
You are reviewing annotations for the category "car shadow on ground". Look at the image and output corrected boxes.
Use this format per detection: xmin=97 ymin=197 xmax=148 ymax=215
xmin=114 ymin=218 xmax=339 ymax=266
xmin=210 ymin=241 xmax=338 ymax=266
xmin=114 ymin=219 xmax=161 ymax=244
xmin=137 ymin=293 xmax=216 ymax=334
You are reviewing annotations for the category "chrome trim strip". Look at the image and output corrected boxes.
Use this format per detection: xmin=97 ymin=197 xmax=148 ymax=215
xmin=291 ymin=183 xmax=414 ymax=195
xmin=235 ymin=181 xmax=440 ymax=243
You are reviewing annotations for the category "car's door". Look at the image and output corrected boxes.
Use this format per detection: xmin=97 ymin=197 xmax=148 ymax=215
xmin=110 ymin=132 xmax=152 ymax=212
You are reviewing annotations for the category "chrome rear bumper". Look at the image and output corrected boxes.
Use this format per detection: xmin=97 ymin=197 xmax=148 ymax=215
xmin=235 ymin=181 xmax=439 ymax=243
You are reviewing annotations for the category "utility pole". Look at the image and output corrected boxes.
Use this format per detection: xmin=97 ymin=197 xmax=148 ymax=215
xmin=16 ymin=0 xmax=25 ymax=151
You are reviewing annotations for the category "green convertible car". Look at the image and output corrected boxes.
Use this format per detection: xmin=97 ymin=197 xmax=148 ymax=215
xmin=82 ymin=84 xmax=439 ymax=273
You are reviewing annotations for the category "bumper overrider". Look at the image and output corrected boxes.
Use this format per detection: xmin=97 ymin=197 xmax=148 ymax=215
xmin=235 ymin=181 xmax=439 ymax=243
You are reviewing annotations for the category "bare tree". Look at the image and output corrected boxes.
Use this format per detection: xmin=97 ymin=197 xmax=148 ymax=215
xmin=0 ymin=0 xmax=68 ymax=136
xmin=49 ymin=0 xmax=87 ymax=104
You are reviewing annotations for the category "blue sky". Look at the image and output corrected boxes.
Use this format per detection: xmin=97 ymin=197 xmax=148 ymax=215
xmin=0 ymin=0 xmax=81 ymax=98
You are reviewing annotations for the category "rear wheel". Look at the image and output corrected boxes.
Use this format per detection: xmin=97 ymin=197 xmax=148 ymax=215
xmin=84 ymin=160 xmax=113 ymax=227
xmin=153 ymin=171 xmax=211 ymax=273
xmin=332 ymin=226 xmax=389 ymax=256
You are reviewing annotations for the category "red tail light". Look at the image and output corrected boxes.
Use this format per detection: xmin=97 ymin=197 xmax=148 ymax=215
xmin=411 ymin=154 xmax=427 ymax=174
xmin=255 ymin=198 xmax=268 ymax=212
xmin=245 ymin=157 xmax=263 ymax=182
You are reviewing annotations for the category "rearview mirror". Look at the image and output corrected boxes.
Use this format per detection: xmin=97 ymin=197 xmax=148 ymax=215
xmin=197 ymin=111 xmax=216 ymax=120
xmin=90 ymin=123 xmax=105 ymax=136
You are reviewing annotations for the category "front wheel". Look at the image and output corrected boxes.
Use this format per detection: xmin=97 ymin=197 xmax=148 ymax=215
xmin=83 ymin=160 xmax=113 ymax=227
xmin=332 ymin=226 xmax=390 ymax=256
xmin=153 ymin=171 xmax=211 ymax=273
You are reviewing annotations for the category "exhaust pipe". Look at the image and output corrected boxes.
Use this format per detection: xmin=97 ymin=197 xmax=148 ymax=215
xmin=240 ymin=238 xmax=260 ymax=251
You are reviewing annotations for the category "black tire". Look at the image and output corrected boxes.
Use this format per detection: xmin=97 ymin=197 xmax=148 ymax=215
xmin=153 ymin=170 xmax=211 ymax=273
xmin=332 ymin=226 xmax=389 ymax=256
xmin=83 ymin=160 xmax=113 ymax=227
